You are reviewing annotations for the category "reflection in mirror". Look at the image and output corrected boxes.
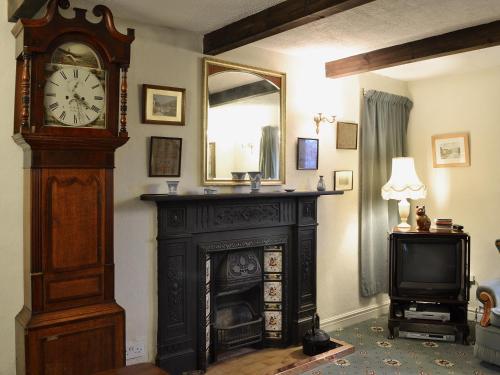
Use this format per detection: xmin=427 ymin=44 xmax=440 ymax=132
xmin=203 ymin=59 xmax=286 ymax=185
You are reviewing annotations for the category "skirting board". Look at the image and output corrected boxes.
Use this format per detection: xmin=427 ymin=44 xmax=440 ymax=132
xmin=320 ymin=302 xmax=390 ymax=333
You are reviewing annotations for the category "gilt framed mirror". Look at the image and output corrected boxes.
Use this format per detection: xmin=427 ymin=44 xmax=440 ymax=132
xmin=202 ymin=58 xmax=286 ymax=185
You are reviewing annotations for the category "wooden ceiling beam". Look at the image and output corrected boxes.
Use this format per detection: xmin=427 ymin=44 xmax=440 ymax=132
xmin=325 ymin=20 xmax=500 ymax=79
xmin=8 ymin=0 xmax=46 ymax=22
xmin=203 ymin=0 xmax=375 ymax=56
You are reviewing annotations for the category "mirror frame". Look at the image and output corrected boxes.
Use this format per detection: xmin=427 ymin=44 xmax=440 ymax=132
xmin=202 ymin=57 xmax=286 ymax=186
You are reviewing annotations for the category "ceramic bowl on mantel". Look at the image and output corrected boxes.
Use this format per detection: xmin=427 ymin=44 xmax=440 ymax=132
xmin=231 ymin=172 xmax=247 ymax=180
xmin=166 ymin=180 xmax=179 ymax=195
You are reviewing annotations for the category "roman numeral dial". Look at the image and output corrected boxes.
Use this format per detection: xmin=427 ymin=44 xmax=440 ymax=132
xmin=44 ymin=66 xmax=106 ymax=127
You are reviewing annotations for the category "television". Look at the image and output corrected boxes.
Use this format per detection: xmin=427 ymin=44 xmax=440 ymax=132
xmin=394 ymin=236 xmax=466 ymax=298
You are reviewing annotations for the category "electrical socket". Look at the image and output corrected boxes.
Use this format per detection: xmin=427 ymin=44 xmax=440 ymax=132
xmin=126 ymin=341 xmax=145 ymax=360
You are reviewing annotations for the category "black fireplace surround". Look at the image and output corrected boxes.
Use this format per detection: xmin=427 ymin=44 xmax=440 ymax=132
xmin=141 ymin=191 xmax=342 ymax=375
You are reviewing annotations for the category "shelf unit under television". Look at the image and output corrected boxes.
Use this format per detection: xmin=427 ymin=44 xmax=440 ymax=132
xmin=388 ymin=228 xmax=470 ymax=344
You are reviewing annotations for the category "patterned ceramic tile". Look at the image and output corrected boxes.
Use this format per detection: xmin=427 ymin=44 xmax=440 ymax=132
xmin=264 ymin=251 xmax=282 ymax=273
xmin=264 ymin=311 xmax=282 ymax=331
xmin=264 ymin=281 xmax=282 ymax=302
xmin=205 ymin=257 xmax=210 ymax=285
xmin=205 ymin=324 xmax=210 ymax=349
xmin=264 ymin=302 xmax=282 ymax=311
xmin=205 ymin=292 xmax=210 ymax=317
xmin=264 ymin=273 xmax=282 ymax=281
xmin=264 ymin=245 xmax=283 ymax=251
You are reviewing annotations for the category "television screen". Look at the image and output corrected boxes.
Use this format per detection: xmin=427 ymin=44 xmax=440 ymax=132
xmin=396 ymin=239 xmax=462 ymax=296
xmin=401 ymin=242 xmax=457 ymax=283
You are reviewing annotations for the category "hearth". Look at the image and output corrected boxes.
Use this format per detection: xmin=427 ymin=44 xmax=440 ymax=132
xmin=141 ymin=191 xmax=343 ymax=375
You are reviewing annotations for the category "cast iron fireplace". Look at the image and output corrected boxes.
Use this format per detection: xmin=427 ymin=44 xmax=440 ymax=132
xmin=141 ymin=191 xmax=342 ymax=375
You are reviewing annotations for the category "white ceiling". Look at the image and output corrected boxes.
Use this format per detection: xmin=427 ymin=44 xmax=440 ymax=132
xmin=253 ymin=0 xmax=500 ymax=62
xmin=97 ymin=0 xmax=286 ymax=33
xmin=96 ymin=0 xmax=500 ymax=81
xmin=375 ymin=46 xmax=500 ymax=81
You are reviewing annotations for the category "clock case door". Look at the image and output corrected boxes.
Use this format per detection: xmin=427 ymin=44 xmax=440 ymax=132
xmin=11 ymin=1 xmax=134 ymax=374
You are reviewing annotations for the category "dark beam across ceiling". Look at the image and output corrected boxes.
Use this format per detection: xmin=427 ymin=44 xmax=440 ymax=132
xmin=209 ymin=80 xmax=279 ymax=107
xmin=325 ymin=20 xmax=500 ymax=79
xmin=8 ymin=0 xmax=46 ymax=22
xmin=203 ymin=0 xmax=375 ymax=56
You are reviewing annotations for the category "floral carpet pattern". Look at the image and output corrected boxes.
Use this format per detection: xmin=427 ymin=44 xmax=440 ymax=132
xmin=301 ymin=316 xmax=500 ymax=375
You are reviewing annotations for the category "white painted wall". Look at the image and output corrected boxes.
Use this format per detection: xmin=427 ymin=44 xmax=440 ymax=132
xmin=407 ymin=68 xmax=500 ymax=309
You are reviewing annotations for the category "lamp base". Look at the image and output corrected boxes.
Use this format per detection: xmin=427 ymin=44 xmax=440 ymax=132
xmin=397 ymin=198 xmax=411 ymax=229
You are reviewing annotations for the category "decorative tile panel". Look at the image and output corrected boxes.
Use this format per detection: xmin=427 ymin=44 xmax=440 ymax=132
xmin=205 ymin=292 xmax=210 ymax=318
xmin=264 ymin=251 xmax=282 ymax=273
xmin=264 ymin=281 xmax=282 ymax=302
xmin=264 ymin=302 xmax=282 ymax=311
xmin=264 ymin=274 xmax=282 ymax=281
xmin=205 ymin=254 xmax=211 ymax=359
xmin=264 ymin=311 xmax=282 ymax=331
xmin=206 ymin=258 xmax=210 ymax=285
xmin=205 ymin=325 xmax=210 ymax=350
xmin=263 ymin=245 xmax=284 ymax=341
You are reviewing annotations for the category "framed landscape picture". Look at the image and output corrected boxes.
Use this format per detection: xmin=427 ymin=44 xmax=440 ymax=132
xmin=149 ymin=136 xmax=182 ymax=177
xmin=142 ymin=84 xmax=186 ymax=125
xmin=297 ymin=138 xmax=319 ymax=170
xmin=431 ymin=133 xmax=470 ymax=168
xmin=334 ymin=170 xmax=353 ymax=191
xmin=336 ymin=122 xmax=358 ymax=150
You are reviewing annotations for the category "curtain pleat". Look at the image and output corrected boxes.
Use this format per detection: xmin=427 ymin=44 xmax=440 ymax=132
xmin=259 ymin=126 xmax=279 ymax=179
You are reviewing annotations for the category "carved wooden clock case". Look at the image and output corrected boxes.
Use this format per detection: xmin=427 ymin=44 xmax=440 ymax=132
xmin=11 ymin=0 xmax=134 ymax=373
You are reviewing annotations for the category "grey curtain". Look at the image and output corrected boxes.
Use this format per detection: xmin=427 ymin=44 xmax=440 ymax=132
xmin=259 ymin=126 xmax=279 ymax=179
xmin=360 ymin=90 xmax=413 ymax=297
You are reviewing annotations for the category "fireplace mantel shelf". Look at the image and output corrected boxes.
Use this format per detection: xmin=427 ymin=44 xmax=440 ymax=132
xmin=140 ymin=190 xmax=343 ymax=202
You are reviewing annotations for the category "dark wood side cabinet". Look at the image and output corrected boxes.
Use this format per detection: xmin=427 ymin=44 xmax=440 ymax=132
xmin=12 ymin=1 xmax=134 ymax=374
xmin=141 ymin=191 xmax=342 ymax=375
xmin=388 ymin=229 xmax=470 ymax=344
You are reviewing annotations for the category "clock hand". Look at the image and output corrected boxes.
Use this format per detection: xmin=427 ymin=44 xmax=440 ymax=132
xmin=73 ymin=93 xmax=90 ymax=109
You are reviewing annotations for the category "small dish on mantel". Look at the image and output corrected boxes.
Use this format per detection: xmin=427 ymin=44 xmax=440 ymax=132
xmin=284 ymin=188 xmax=296 ymax=192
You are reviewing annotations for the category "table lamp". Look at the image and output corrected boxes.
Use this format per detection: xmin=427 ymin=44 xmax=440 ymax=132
xmin=381 ymin=157 xmax=427 ymax=229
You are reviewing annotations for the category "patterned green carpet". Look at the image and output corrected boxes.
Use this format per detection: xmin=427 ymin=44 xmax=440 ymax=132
xmin=303 ymin=315 xmax=500 ymax=375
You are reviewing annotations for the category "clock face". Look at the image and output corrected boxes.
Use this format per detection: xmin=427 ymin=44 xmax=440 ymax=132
xmin=44 ymin=43 xmax=106 ymax=128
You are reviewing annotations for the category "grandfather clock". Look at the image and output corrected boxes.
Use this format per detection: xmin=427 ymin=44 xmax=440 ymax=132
xmin=11 ymin=1 xmax=134 ymax=374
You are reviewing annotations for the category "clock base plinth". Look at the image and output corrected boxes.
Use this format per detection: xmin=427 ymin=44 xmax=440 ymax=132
xmin=16 ymin=302 xmax=125 ymax=375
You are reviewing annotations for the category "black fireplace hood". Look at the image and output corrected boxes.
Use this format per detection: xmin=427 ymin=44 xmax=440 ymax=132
xmin=215 ymin=250 xmax=262 ymax=294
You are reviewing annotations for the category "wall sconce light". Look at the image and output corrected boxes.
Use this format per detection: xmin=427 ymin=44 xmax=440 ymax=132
xmin=313 ymin=113 xmax=336 ymax=134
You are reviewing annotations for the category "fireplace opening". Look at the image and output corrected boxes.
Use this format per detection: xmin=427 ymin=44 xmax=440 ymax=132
xmin=212 ymin=249 xmax=264 ymax=359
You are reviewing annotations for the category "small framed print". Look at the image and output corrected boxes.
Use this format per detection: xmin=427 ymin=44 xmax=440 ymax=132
xmin=334 ymin=170 xmax=353 ymax=191
xmin=336 ymin=122 xmax=358 ymax=150
xmin=432 ymin=132 xmax=470 ymax=168
xmin=142 ymin=84 xmax=186 ymax=125
xmin=149 ymin=136 xmax=182 ymax=177
xmin=297 ymin=138 xmax=319 ymax=170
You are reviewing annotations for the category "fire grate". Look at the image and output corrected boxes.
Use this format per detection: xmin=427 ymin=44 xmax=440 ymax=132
xmin=215 ymin=301 xmax=263 ymax=351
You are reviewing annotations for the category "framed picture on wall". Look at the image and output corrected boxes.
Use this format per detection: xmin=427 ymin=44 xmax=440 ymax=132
xmin=142 ymin=84 xmax=186 ymax=125
xmin=149 ymin=136 xmax=182 ymax=177
xmin=334 ymin=170 xmax=353 ymax=191
xmin=336 ymin=122 xmax=358 ymax=150
xmin=431 ymin=132 xmax=470 ymax=168
xmin=297 ymin=138 xmax=319 ymax=170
